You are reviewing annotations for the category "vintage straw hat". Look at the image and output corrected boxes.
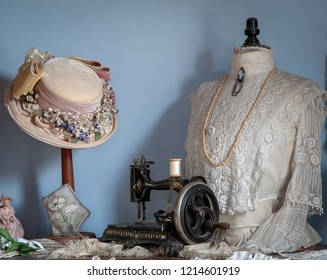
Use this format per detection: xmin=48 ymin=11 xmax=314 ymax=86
xmin=4 ymin=48 xmax=118 ymax=149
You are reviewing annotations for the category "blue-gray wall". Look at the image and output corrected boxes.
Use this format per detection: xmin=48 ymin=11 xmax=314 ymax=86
xmin=1 ymin=0 xmax=327 ymax=244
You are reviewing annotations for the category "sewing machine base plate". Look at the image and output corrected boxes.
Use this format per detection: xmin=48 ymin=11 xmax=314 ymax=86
xmin=99 ymin=222 xmax=184 ymax=256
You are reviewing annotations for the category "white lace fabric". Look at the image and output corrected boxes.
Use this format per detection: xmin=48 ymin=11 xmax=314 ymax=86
xmin=184 ymin=66 xmax=327 ymax=252
xmin=244 ymin=203 xmax=322 ymax=254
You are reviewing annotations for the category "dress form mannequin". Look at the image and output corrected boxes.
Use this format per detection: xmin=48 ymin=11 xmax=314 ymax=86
xmin=184 ymin=18 xmax=327 ymax=253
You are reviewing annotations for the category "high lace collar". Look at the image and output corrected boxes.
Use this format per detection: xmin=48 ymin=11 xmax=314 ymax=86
xmin=230 ymin=47 xmax=275 ymax=79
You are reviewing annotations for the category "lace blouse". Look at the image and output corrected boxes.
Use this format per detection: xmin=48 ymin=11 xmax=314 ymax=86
xmin=184 ymin=68 xmax=327 ymax=253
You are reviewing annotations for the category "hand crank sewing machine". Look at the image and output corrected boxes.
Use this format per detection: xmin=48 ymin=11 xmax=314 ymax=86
xmin=100 ymin=155 xmax=228 ymax=256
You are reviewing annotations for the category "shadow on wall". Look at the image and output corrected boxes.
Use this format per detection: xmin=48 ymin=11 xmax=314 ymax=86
xmin=139 ymin=50 xmax=218 ymax=164
xmin=135 ymin=50 xmax=220 ymax=218
xmin=0 ymin=76 xmax=58 ymax=239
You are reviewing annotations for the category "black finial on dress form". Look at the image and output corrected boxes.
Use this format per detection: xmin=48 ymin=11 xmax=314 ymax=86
xmin=242 ymin=17 xmax=270 ymax=49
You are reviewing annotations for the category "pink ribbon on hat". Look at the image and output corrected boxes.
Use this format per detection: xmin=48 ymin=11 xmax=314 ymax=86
xmin=36 ymin=81 xmax=102 ymax=114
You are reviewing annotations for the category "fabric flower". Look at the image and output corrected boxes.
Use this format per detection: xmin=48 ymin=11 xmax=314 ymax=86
xmin=48 ymin=196 xmax=66 ymax=211
xmin=65 ymin=203 xmax=78 ymax=213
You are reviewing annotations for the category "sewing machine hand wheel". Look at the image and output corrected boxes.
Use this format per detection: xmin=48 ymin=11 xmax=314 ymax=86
xmin=174 ymin=182 xmax=219 ymax=244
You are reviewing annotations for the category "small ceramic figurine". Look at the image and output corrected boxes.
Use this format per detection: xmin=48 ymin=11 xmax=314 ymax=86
xmin=0 ymin=195 xmax=24 ymax=239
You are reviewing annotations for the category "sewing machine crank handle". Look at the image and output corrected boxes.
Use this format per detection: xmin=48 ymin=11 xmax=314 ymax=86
xmin=206 ymin=221 xmax=230 ymax=230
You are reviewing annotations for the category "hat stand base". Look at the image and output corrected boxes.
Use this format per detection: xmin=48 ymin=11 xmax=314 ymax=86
xmin=46 ymin=231 xmax=96 ymax=244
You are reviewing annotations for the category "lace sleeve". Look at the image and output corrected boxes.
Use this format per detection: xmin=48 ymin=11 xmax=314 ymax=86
xmin=285 ymin=94 xmax=326 ymax=214
xmin=245 ymin=94 xmax=327 ymax=253
xmin=244 ymin=203 xmax=308 ymax=253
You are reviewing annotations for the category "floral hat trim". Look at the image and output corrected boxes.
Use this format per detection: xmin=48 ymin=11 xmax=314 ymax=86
xmin=17 ymin=81 xmax=118 ymax=144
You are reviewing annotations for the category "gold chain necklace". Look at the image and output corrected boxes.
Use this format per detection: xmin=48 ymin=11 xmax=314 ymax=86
xmin=202 ymin=67 xmax=276 ymax=166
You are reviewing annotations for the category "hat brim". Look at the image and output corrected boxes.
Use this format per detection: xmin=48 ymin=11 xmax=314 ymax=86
xmin=4 ymin=83 xmax=118 ymax=149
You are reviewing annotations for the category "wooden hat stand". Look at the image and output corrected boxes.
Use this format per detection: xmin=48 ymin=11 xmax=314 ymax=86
xmin=46 ymin=148 xmax=96 ymax=243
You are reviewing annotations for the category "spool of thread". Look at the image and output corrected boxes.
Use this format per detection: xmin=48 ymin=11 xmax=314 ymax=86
xmin=169 ymin=158 xmax=182 ymax=177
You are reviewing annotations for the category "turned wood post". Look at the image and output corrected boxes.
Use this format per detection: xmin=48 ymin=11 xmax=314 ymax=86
xmin=61 ymin=148 xmax=75 ymax=191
